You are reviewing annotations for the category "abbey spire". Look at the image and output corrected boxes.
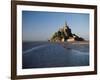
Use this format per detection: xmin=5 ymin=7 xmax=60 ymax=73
xmin=63 ymin=21 xmax=70 ymax=30
xmin=64 ymin=21 xmax=68 ymax=27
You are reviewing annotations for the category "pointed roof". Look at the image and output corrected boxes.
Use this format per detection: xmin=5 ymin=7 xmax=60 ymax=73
xmin=65 ymin=21 xmax=67 ymax=27
xmin=64 ymin=21 xmax=69 ymax=29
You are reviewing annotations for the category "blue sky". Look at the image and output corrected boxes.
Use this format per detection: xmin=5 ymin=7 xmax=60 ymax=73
xmin=22 ymin=11 xmax=89 ymax=41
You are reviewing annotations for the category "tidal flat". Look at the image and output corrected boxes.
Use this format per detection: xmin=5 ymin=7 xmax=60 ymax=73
xmin=22 ymin=41 xmax=89 ymax=69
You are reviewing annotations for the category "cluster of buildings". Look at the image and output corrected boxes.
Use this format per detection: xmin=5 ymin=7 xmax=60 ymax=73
xmin=50 ymin=22 xmax=84 ymax=42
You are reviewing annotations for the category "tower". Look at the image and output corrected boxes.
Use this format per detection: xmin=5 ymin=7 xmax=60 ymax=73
xmin=63 ymin=21 xmax=69 ymax=30
xmin=63 ymin=21 xmax=72 ymax=37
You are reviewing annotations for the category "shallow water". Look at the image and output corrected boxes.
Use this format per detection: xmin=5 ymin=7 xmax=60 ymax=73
xmin=22 ymin=42 xmax=89 ymax=69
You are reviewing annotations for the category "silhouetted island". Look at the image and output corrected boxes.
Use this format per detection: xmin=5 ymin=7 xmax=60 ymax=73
xmin=50 ymin=22 xmax=84 ymax=42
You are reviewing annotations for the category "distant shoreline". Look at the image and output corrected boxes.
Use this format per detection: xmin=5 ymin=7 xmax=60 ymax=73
xmin=67 ymin=41 xmax=89 ymax=44
xmin=58 ymin=41 xmax=89 ymax=52
xmin=23 ymin=41 xmax=89 ymax=44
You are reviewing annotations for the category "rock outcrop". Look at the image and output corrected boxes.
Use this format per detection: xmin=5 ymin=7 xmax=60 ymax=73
xmin=50 ymin=22 xmax=84 ymax=42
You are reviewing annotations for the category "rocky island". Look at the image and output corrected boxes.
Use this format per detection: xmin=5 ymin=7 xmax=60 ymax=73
xmin=50 ymin=22 xmax=84 ymax=42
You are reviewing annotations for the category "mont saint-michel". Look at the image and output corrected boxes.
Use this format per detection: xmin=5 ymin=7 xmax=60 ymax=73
xmin=22 ymin=11 xmax=89 ymax=69
xmin=50 ymin=22 xmax=84 ymax=42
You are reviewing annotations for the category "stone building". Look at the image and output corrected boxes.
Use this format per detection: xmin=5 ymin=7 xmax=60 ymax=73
xmin=50 ymin=21 xmax=84 ymax=42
